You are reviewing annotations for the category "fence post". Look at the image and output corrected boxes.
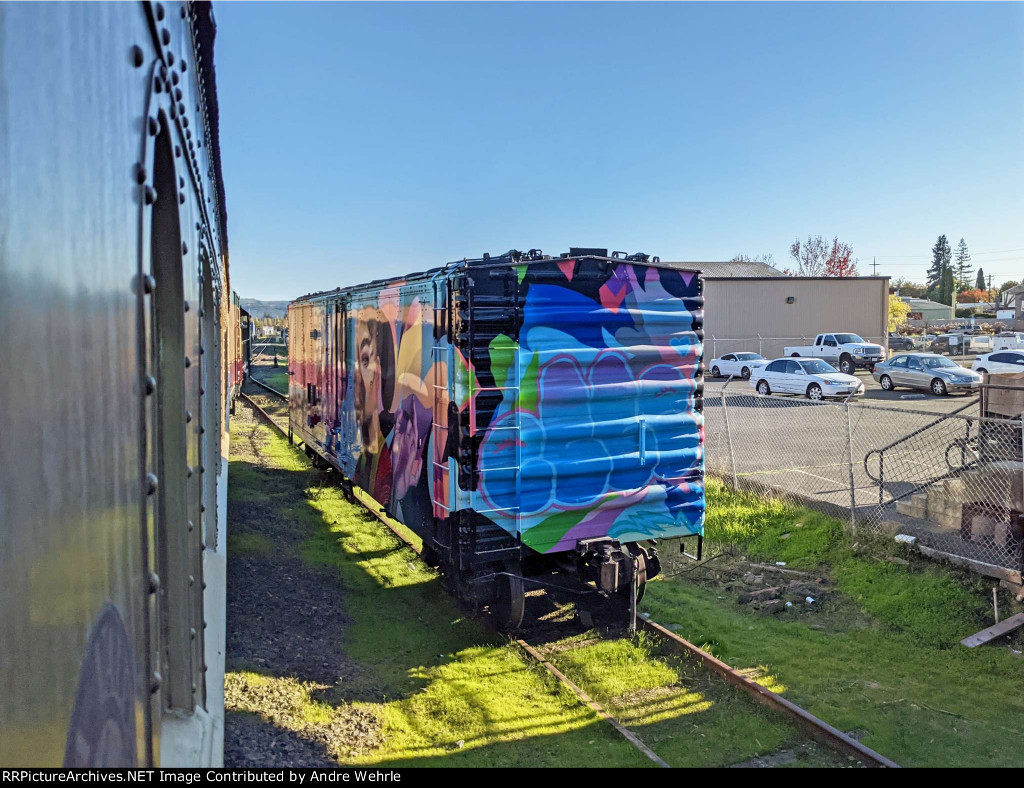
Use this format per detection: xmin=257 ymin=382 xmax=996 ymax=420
xmin=721 ymin=377 xmax=738 ymax=489
xmin=757 ymin=334 xmax=762 ymax=356
xmin=845 ymin=400 xmax=857 ymax=535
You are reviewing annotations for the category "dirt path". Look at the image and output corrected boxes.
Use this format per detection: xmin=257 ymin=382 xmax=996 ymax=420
xmin=223 ymin=404 xmax=380 ymax=766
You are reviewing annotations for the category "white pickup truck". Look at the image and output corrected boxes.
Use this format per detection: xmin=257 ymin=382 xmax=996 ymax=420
xmin=784 ymin=333 xmax=885 ymax=374
xmin=994 ymin=332 xmax=1024 ymax=351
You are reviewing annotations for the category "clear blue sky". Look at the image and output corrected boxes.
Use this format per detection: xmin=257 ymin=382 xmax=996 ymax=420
xmin=214 ymin=1 xmax=1024 ymax=300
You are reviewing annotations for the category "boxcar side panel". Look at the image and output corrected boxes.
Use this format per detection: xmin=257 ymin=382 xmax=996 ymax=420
xmin=471 ymin=260 xmax=705 ymax=554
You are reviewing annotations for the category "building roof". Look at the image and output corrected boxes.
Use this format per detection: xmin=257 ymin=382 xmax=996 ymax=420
xmin=900 ymin=297 xmax=953 ymax=310
xmin=659 ymin=260 xmax=785 ymax=278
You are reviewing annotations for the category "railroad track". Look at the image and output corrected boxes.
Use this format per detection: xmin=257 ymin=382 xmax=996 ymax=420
xmin=248 ymin=374 xmax=287 ymax=400
xmin=236 ymin=393 xmax=899 ymax=769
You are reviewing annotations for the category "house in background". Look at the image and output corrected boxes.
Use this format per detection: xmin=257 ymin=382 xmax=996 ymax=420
xmin=900 ymin=296 xmax=954 ymax=324
xmin=1003 ymin=284 xmax=1024 ymax=330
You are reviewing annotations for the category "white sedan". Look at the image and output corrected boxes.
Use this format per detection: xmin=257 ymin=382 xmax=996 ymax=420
xmin=707 ymin=352 xmax=768 ymax=380
xmin=972 ymin=350 xmax=1024 ymax=377
xmin=750 ymin=358 xmax=864 ymax=400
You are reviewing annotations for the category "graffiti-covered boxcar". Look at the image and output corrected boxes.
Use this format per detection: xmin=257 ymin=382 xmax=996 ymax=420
xmin=289 ymin=249 xmax=704 ymax=627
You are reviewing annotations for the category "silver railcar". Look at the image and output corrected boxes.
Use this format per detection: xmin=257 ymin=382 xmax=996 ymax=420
xmin=0 ymin=1 xmax=231 ymax=767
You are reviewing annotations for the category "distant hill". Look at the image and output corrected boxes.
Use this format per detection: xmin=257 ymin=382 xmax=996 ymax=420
xmin=240 ymin=299 xmax=289 ymax=320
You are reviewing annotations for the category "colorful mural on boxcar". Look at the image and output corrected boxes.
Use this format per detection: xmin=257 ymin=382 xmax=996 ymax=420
xmin=344 ymin=284 xmax=446 ymax=530
xmin=474 ymin=261 xmax=704 ymax=553
xmin=300 ymin=257 xmax=703 ymax=556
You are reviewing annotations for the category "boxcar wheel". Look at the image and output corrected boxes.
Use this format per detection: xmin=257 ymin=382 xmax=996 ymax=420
xmin=492 ymin=571 xmax=525 ymax=631
xmin=630 ymin=547 xmax=649 ymax=604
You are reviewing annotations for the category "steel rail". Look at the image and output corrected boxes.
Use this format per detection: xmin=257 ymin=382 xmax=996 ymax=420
xmin=237 ymin=393 xmax=899 ymax=769
xmin=247 ymin=374 xmax=287 ymax=400
xmin=514 ymin=639 xmax=670 ymax=768
xmin=639 ymin=619 xmax=899 ymax=768
xmin=238 ymin=392 xmax=287 ymax=435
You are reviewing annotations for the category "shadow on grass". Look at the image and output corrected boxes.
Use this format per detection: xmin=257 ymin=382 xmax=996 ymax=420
xmin=225 ymin=411 xmax=658 ymax=767
xmin=225 ymin=405 xmax=840 ymax=768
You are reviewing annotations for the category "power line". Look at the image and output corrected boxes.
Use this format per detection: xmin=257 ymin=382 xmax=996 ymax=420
xmin=872 ymin=247 xmax=1024 ymax=260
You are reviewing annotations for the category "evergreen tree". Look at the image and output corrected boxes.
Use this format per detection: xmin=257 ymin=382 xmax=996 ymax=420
xmin=954 ymin=238 xmax=972 ymax=291
xmin=927 ymin=234 xmax=952 ymax=293
xmin=940 ymin=267 xmax=956 ymax=306
xmin=976 ymin=268 xmax=986 ymax=291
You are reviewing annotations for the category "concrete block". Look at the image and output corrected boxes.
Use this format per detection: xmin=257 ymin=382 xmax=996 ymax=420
xmin=995 ymin=521 xmax=1024 ymax=550
xmin=927 ymin=488 xmax=946 ymax=517
xmin=933 ymin=510 xmax=962 ymax=531
xmin=896 ymin=499 xmax=926 ymax=519
xmin=944 ymin=478 xmax=967 ymax=499
xmin=969 ymin=514 xmax=998 ymax=542
xmin=940 ymin=501 xmax=963 ymax=521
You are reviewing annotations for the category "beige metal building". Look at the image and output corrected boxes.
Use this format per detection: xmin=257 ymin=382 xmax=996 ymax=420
xmin=662 ymin=261 xmax=890 ymax=359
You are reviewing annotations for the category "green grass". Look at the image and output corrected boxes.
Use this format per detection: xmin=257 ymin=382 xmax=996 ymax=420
xmin=260 ymin=368 xmax=289 ymax=394
xmin=644 ymin=477 xmax=1024 ymax=767
xmin=542 ymin=633 xmax=840 ymax=767
xmin=227 ymin=411 xmax=651 ymax=767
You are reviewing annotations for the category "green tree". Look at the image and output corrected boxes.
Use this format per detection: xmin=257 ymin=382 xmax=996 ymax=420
xmin=892 ymin=278 xmax=928 ymax=298
xmin=888 ymin=297 xmax=911 ymax=332
xmin=975 ymin=268 xmax=986 ymax=291
xmin=999 ymin=280 xmax=1020 ymax=294
xmin=927 ymin=234 xmax=952 ymax=293
xmin=940 ymin=267 xmax=956 ymax=306
xmin=954 ymin=238 xmax=972 ymax=291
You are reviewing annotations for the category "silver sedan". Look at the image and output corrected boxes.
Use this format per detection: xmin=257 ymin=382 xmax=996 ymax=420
xmin=872 ymin=353 xmax=981 ymax=396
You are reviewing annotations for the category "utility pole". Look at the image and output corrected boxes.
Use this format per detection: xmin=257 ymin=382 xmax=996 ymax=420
xmin=871 ymin=256 xmax=878 ymax=276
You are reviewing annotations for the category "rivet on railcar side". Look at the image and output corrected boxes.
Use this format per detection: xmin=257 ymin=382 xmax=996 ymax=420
xmin=288 ymin=248 xmax=706 ymax=629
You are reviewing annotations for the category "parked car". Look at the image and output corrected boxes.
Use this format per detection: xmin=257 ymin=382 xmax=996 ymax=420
xmin=888 ymin=333 xmax=914 ymax=351
xmin=784 ymin=333 xmax=885 ymax=374
xmin=750 ymin=358 xmax=864 ymax=400
xmin=707 ymin=352 xmax=768 ymax=380
xmin=872 ymin=353 xmax=981 ymax=396
xmin=972 ymin=351 xmax=1024 ymax=378
xmin=928 ymin=333 xmax=992 ymax=355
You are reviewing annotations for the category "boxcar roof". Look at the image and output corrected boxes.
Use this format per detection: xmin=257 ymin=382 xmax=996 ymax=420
xmin=291 ymin=250 xmax=700 ymax=306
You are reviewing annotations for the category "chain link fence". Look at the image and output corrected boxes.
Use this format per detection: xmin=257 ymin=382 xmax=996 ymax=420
xmin=706 ymin=379 xmax=1024 ymax=577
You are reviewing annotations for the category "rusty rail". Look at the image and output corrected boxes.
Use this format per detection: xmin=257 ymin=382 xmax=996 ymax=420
xmin=247 ymin=375 xmax=287 ymax=400
xmin=640 ymin=618 xmax=899 ymax=768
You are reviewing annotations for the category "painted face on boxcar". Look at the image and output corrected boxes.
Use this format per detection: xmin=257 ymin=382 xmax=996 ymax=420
xmin=392 ymin=395 xmax=427 ymax=500
xmin=355 ymin=317 xmax=382 ymax=446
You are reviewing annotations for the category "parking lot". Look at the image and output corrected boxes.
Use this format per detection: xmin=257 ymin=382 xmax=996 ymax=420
xmin=705 ymin=353 xmax=986 ymax=416
xmin=701 ymin=353 xmax=1017 ymax=566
